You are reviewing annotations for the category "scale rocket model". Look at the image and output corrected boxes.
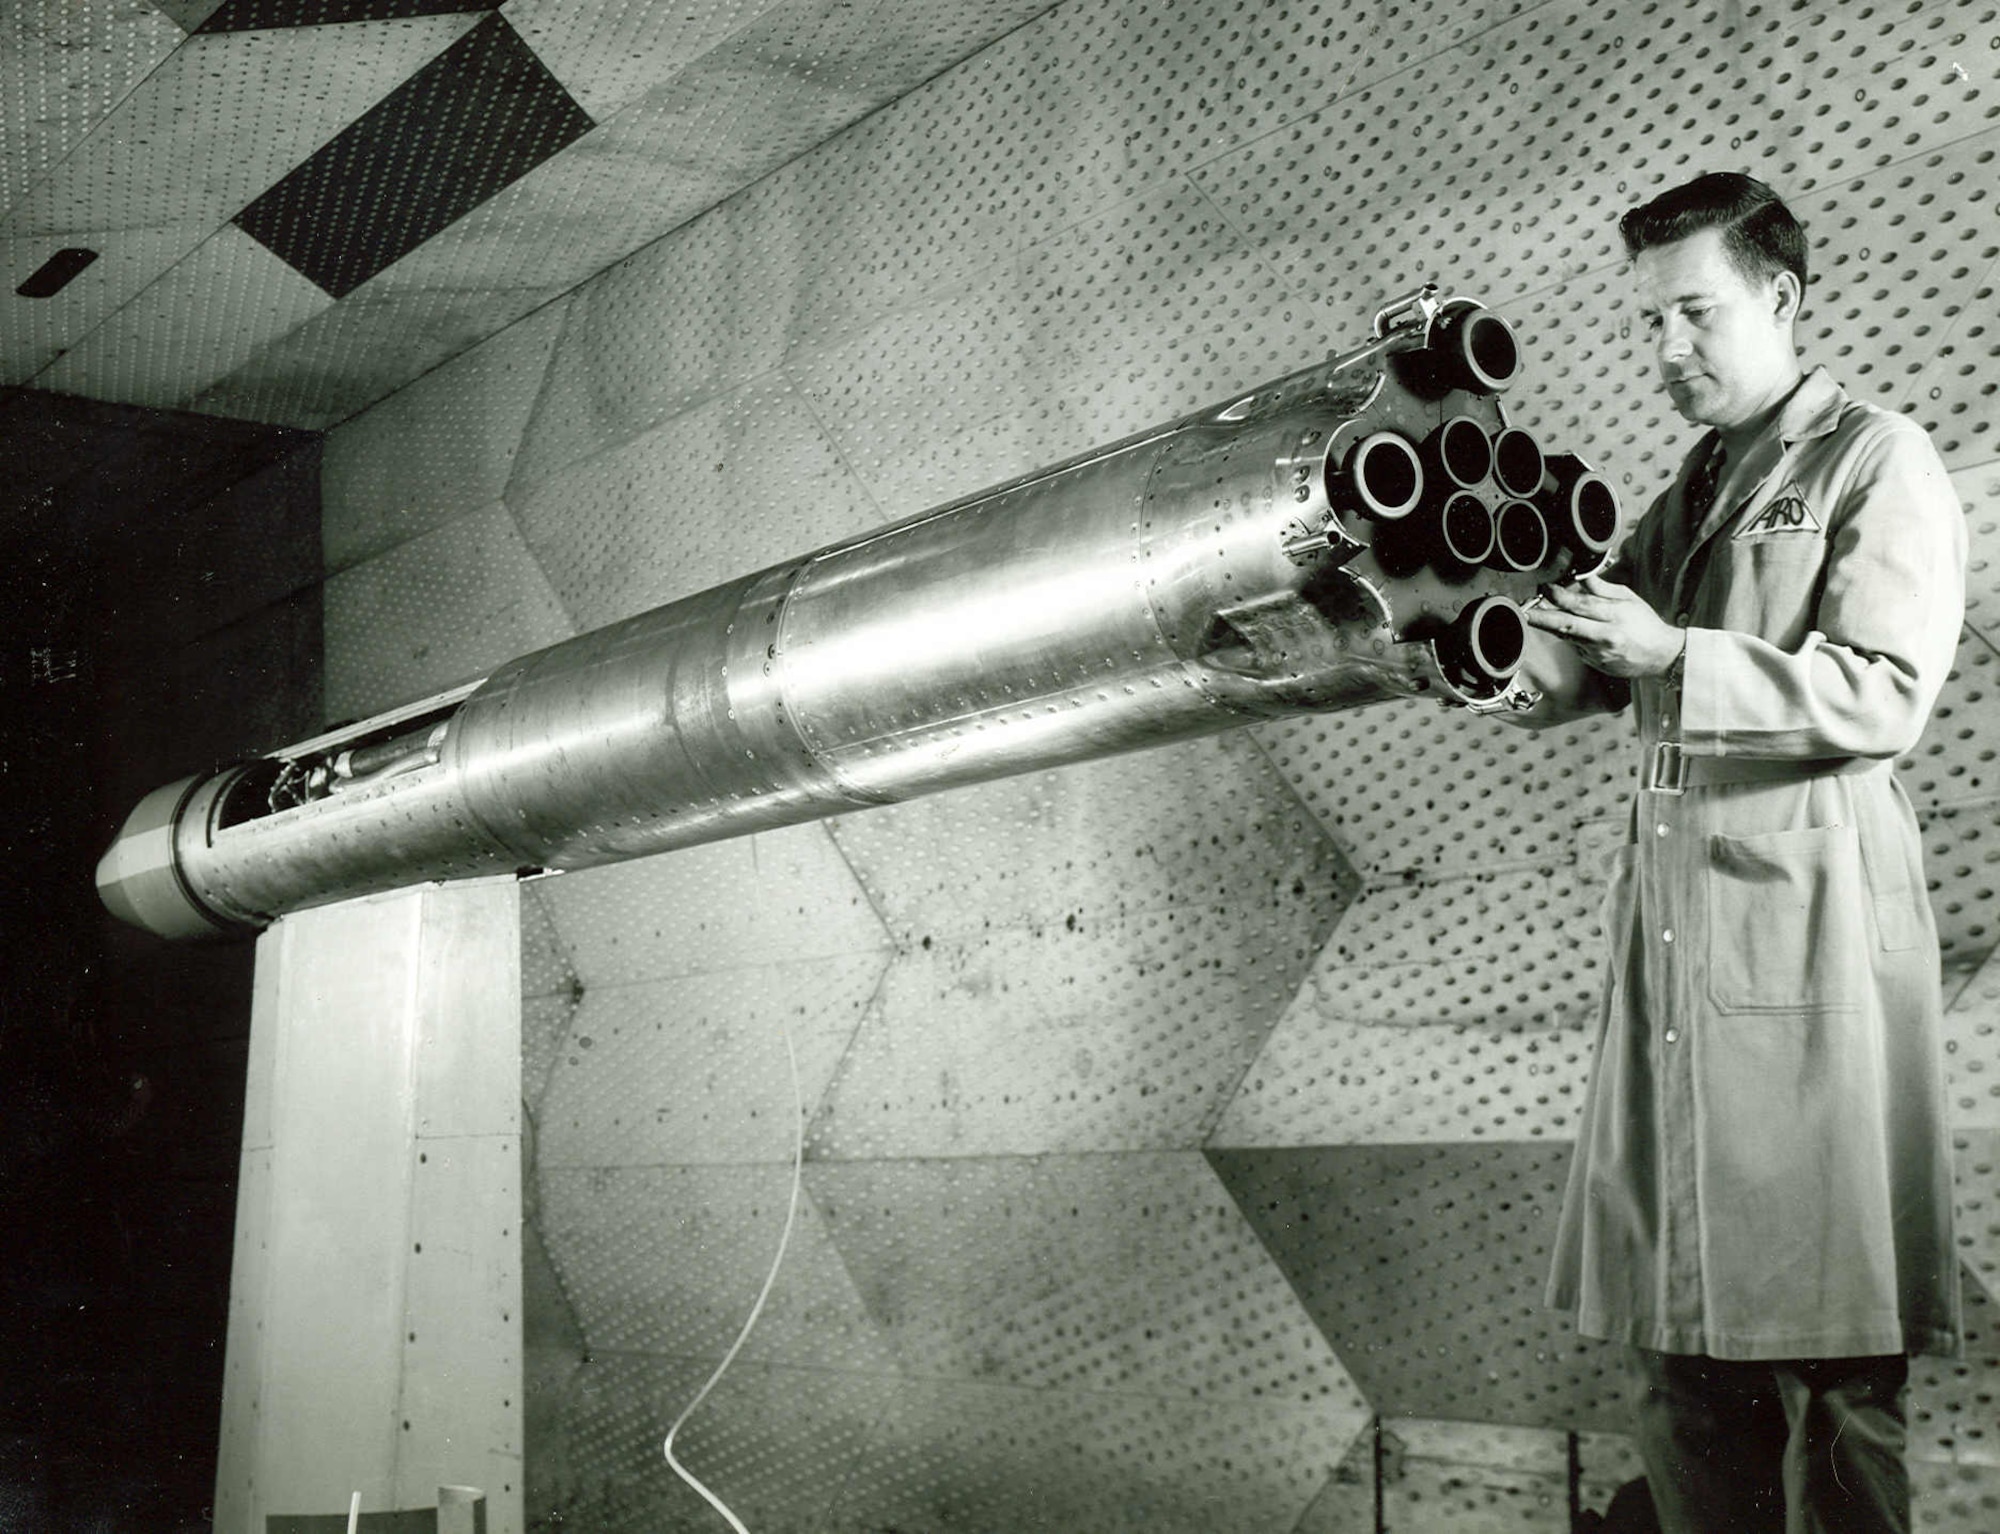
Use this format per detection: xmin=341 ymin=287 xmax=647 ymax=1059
xmin=98 ymin=286 xmax=1621 ymax=940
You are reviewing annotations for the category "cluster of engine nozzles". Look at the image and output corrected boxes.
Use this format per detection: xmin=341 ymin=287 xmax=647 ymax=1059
xmin=1339 ymin=414 xmax=1622 ymax=581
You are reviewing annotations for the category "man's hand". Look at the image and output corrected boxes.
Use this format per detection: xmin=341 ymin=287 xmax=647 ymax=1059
xmin=1522 ymin=574 xmax=1685 ymax=679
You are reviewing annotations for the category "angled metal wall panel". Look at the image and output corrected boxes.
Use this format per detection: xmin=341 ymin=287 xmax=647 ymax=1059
xmin=826 ymin=731 xmax=1355 ymax=946
xmin=804 ymin=1152 xmax=1370 ymax=1411
xmin=322 ymin=499 xmax=575 ymax=719
xmin=1950 ymin=947 xmax=2000 ymax=1131
xmin=322 ymin=294 xmax=571 ymax=575
xmin=536 ymin=955 xmax=886 ymax=1168
xmin=507 ymin=377 xmax=885 ymax=630
xmin=532 ymin=824 xmax=889 ymax=989
xmin=0 ymin=3 xmax=185 ymax=217
xmin=536 ymin=1164 xmax=896 ymax=1375
xmin=829 ymin=1374 xmax=1368 ymax=1534
xmin=35 ymin=226 xmax=332 ymax=407
xmin=545 ymin=1351 xmax=894 ymax=1532
xmin=0 ymin=16 xmax=479 ymax=381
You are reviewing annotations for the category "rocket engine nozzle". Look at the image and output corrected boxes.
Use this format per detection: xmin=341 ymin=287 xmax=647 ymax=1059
xmin=1338 ymin=430 xmax=1426 ymax=520
xmin=1491 ymin=499 xmax=1552 ymax=573
xmin=1436 ymin=593 xmax=1528 ymax=694
xmin=1539 ymin=453 xmax=1622 ymax=571
xmin=1425 ymin=298 xmax=1521 ymax=395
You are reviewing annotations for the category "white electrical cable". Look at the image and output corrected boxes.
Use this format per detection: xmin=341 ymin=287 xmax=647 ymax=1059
xmin=662 ymin=1015 xmax=805 ymax=1533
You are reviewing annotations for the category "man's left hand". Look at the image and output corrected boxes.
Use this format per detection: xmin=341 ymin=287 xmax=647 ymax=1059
xmin=1521 ymin=575 xmax=1685 ymax=679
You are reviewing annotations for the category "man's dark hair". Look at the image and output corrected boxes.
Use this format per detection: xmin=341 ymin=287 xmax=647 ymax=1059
xmin=1618 ymin=172 xmax=1809 ymax=291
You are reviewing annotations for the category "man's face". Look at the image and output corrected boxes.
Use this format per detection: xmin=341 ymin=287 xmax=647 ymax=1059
xmin=1633 ymin=227 xmax=1799 ymax=432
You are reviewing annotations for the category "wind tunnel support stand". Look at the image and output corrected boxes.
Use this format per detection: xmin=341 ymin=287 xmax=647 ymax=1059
xmin=213 ymin=880 xmax=524 ymax=1534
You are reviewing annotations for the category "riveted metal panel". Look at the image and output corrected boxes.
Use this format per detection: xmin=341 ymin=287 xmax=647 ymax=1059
xmin=536 ymin=1164 xmax=897 ymax=1374
xmin=828 ymin=1372 xmax=1367 ymax=1534
xmin=323 ymin=295 xmax=571 ymax=574
xmin=508 ymin=377 xmax=883 ymax=630
xmin=827 ymin=730 xmax=1354 ymax=944
xmin=1208 ymin=1143 xmax=1626 ymax=1432
xmin=543 ymin=1351 xmax=890 ymax=1532
xmin=34 ymin=223 xmax=331 ymax=406
xmin=533 ymin=824 xmax=888 ymax=990
xmin=805 ymin=1153 xmax=1368 ymax=1409
xmin=537 ymin=955 xmax=886 ymax=1168
xmin=0 ymin=3 xmax=185 ymax=217
xmin=323 ymin=500 xmax=576 ymax=720
xmin=395 ymin=1133 xmax=525 ymax=1532
xmin=809 ymin=888 xmax=1345 ymax=1158
xmin=522 ymin=992 xmax=579 ymax=1119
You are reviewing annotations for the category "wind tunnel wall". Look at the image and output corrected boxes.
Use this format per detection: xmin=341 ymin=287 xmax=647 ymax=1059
xmin=310 ymin=1 xmax=2000 ymax=1528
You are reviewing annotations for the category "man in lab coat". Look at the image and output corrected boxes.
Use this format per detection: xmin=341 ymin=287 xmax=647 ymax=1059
xmin=1508 ymin=172 xmax=1965 ymax=1532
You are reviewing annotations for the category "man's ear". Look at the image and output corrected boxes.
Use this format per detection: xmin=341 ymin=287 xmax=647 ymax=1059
xmin=1771 ymin=269 xmax=1803 ymax=327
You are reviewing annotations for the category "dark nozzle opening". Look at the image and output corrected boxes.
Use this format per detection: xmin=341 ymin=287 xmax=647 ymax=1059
xmin=1570 ymin=476 xmax=1621 ymax=552
xmin=1538 ymin=454 xmax=1622 ymax=560
xmin=1437 ymin=491 xmax=1497 ymax=569
xmin=1491 ymin=427 xmax=1545 ymax=499
xmin=1338 ymin=430 xmax=1424 ymax=520
xmin=1424 ymin=415 xmax=1493 ymax=491
xmin=1440 ymin=594 xmax=1528 ymax=692
xmin=1491 ymin=499 xmax=1551 ymax=572
xmin=1432 ymin=301 xmax=1521 ymax=396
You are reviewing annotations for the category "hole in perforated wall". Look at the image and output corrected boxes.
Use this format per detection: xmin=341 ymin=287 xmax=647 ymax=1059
xmin=16 ymin=248 xmax=98 ymax=298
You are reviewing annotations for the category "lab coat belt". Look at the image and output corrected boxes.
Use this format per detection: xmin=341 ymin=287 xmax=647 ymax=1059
xmin=1647 ymin=741 xmax=1882 ymax=795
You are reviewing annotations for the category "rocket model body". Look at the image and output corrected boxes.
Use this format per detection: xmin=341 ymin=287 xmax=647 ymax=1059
xmin=98 ymin=287 xmax=1620 ymax=940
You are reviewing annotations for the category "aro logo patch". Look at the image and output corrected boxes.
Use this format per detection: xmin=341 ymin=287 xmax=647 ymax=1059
xmin=1733 ymin=482 xmax=1823 ymax=539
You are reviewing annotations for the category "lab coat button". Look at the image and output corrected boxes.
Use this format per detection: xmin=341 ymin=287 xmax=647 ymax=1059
xmin=1656 ymin=823 xmax=1670 ymax=837
xmin=1665 ymin=1028 xmax=1680 ymax=1044
xmin=1662 ymin=928 xmax=1675 ymax=944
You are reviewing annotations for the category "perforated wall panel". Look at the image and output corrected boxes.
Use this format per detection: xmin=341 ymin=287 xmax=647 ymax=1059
xmin=323 ymin=499 xmax=575 ymax=719
xmin=0 ymin=14 xmax=479 ymax=385
xmin=322 ymin=294 xmax=572 ymax=575
xmin=507 ymin=376 xmax=885 ymax=629
xmin=303 ymin=0 xmax=2000 ymax=1526
xmin=537 ymin=956 xmax=884 ymax=1168
xmin=0 ymin=4 xmax=183 ymax=214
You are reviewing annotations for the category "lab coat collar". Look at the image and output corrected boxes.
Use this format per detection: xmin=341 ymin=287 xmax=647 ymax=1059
xmin=1684 ymin=366 xmax=1845 ymax=566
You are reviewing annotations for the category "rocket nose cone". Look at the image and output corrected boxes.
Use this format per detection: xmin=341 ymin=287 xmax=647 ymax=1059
xmin=95 ymin=776 xmax=236 ymax=941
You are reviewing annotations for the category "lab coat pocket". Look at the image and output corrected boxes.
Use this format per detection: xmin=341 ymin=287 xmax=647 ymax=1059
xmin=1706 ymin=824 xmax=1867 ymax=1014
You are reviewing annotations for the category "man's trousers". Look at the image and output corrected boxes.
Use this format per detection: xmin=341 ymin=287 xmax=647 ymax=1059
xmin=1627 ymin=1348 xmax=1911 ymax=1534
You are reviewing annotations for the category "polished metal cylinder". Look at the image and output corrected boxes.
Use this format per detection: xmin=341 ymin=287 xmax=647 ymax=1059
xmin=98 ymin=288 xmax=1621 ymax=939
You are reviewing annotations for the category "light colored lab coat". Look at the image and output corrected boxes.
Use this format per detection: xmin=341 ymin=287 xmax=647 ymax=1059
xmin=1546 ymin=367 xmax=1966 ymax=1359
